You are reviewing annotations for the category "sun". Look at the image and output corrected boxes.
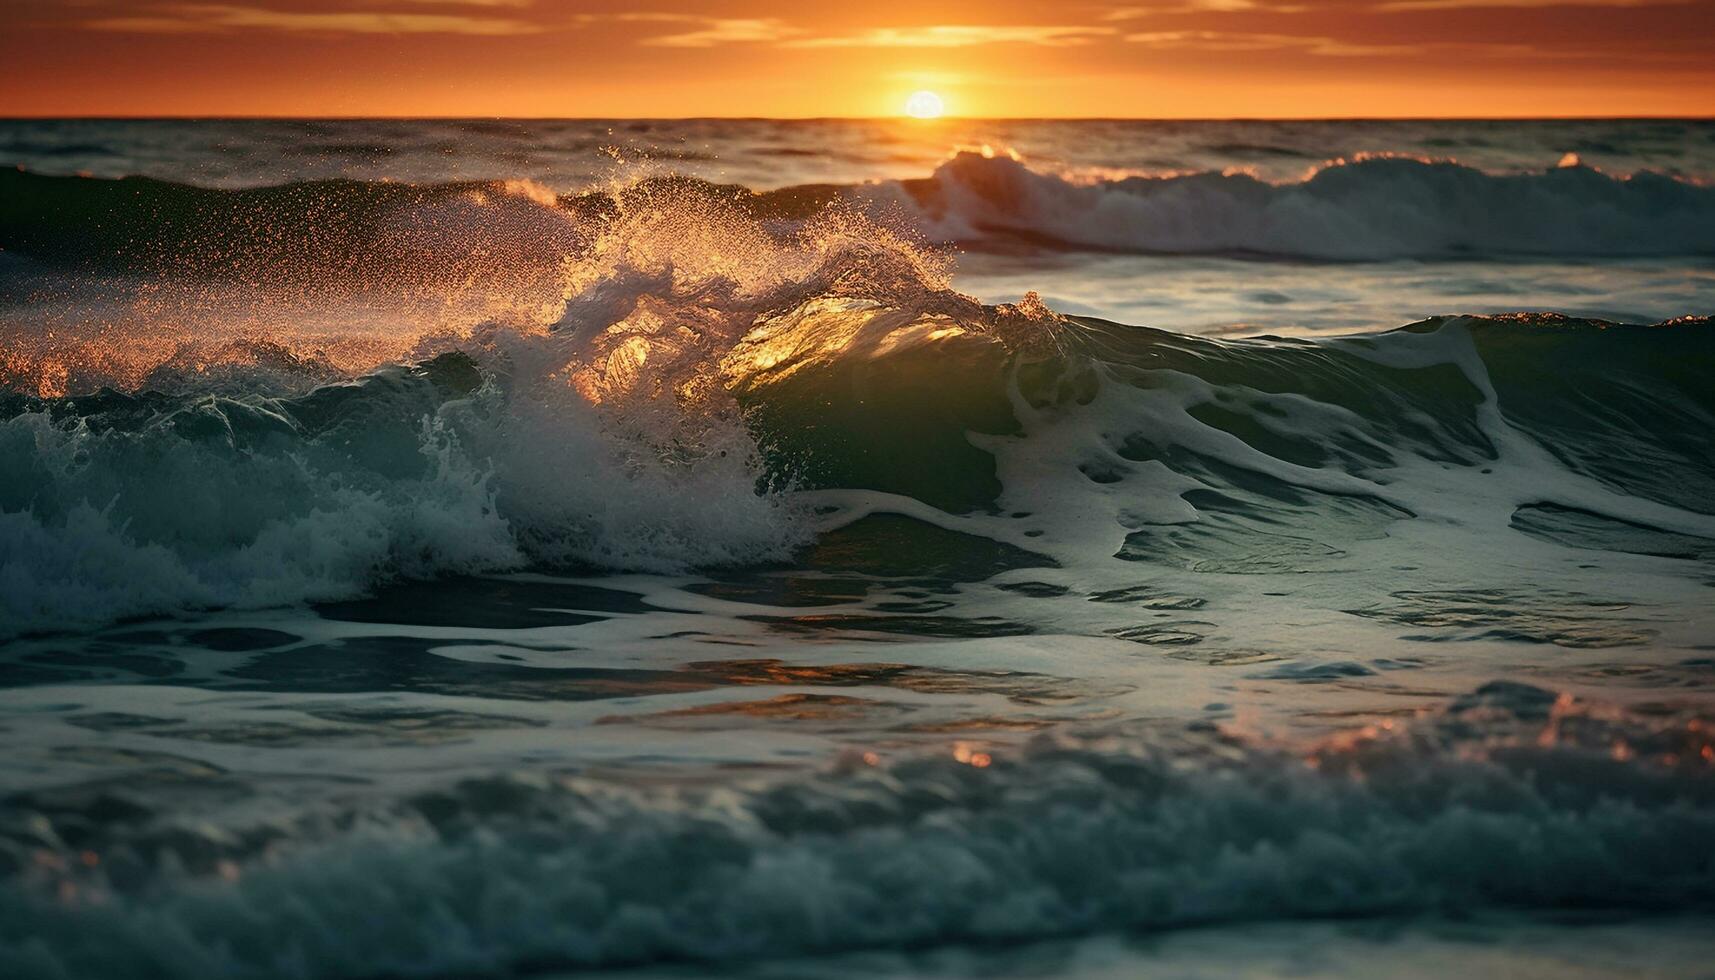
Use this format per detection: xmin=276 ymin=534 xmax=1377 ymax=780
xmin=904 ymin=90 xmax=945 ymax=119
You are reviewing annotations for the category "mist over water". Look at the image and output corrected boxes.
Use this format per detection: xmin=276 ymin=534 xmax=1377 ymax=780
xmin=1 ymin=118 xmax=1713 ymax=979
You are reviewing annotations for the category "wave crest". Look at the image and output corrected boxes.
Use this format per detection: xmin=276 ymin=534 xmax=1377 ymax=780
xmin=884 ymin=151 xmax=1715 ymax=259
xmin=0 ymin=185 xmax=992 ymax=637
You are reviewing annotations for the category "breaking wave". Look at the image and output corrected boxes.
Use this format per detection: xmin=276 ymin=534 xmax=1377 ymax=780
xmin=885 ymin=151 xmax=1715 ymax=259
xmin=0 ymin=180 xmax=1037 ymax=636
xmin=2 ymin=161 xmax=1714 ymax=638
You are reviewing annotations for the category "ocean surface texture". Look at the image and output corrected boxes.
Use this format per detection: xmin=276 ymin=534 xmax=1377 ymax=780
xmin=1 ymin=118 xmax=1713 ymax=978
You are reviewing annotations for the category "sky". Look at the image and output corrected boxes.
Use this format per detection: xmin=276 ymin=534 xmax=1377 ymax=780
xmin=2 ymin=0 xmax=1712 ymax=118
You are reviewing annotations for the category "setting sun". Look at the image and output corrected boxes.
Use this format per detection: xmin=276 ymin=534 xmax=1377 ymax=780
xmin=904 ymin=90 xmax=944 ymax=119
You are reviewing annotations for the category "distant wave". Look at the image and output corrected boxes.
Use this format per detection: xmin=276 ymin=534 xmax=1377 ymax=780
xmin=0 ymin=168 xmax=586 ymax=273
xmin=5 ymin=152 xmax=1715 ymax=268
xmin=877 ymin=151 xmax=1715 ymax=260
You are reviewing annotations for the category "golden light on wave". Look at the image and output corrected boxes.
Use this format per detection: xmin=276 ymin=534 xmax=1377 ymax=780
xmin=904 ymin=90 xmax=944 ymax=119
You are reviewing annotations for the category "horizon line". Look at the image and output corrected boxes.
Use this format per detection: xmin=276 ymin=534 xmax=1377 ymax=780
xmin=4 ymin=114 xmax=1714 ymax=123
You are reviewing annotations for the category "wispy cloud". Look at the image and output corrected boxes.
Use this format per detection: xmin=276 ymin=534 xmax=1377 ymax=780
xmin=581 ymin=16 xmax=1114 ymax=50
xmin=388 ymin=0 xmax=535 ymax=6
xmin=1122 ymin=29 xmax=1535 ymax=55
xmin=82 ymin=3 xmax=543 ymax=35
xmin=569 ymin=13 xmax=802 ymax=47
xmin=1123 ymin=29 xmax=1345 ymax=51
xmin=783 ymin=25 xmax=1116 ymax=49
xmin=1373 ymin=0 xmax=1690 ymax=9
xmin=1103 ymin=1 xmax=1291 ymax=17
xmin=641 ymin=18 xmax=802 ymax=48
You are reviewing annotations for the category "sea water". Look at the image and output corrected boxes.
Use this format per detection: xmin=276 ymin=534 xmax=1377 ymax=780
xmin=1 ymin=118 xmax=1712 ymax=978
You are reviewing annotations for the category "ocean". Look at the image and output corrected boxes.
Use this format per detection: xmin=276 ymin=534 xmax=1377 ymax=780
xmin=1 ymin=118 xmax=1713 ymax=978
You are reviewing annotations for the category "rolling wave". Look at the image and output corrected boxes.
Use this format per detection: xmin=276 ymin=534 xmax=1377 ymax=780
xmin=3 ymin=679 xmax=1712 ymax=977
xmin=3 ymin=288 xmax=1710 ymax=637
xmin=884 ymin=151 xmax=1715 ymax=259
xmin=5 ymin=151 xmax=1714 ymax=268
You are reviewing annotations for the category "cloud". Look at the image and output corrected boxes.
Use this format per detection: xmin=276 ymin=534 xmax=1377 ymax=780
xmin=1123 ymin=29 xmax=1339 ymax=51
xmin=388 ymin=0 xmax=535 ymax=6
xmin=569 ymin=13 xmax=801 ymax=47
xmin=1122 ymin=28 xmax=1534 ymax=55
xmin=1373 ymin=0 xmax=1691 ymax=9
xmin=783 ymin=25 xmax=1116 ymax=49
xmin=1103 ymin=1 xmax=1285 ymax=17
xmin=639 ymin=18 xmax=802 ymax=48
xmin=582 ymin=17 xmax=1113 ymax=50
xmin=81 ymin=3 xmax=543 ymax=35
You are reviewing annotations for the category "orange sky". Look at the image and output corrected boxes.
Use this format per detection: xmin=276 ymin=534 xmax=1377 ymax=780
xmin=3 ymin=0 xmax=1712 ymax=118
